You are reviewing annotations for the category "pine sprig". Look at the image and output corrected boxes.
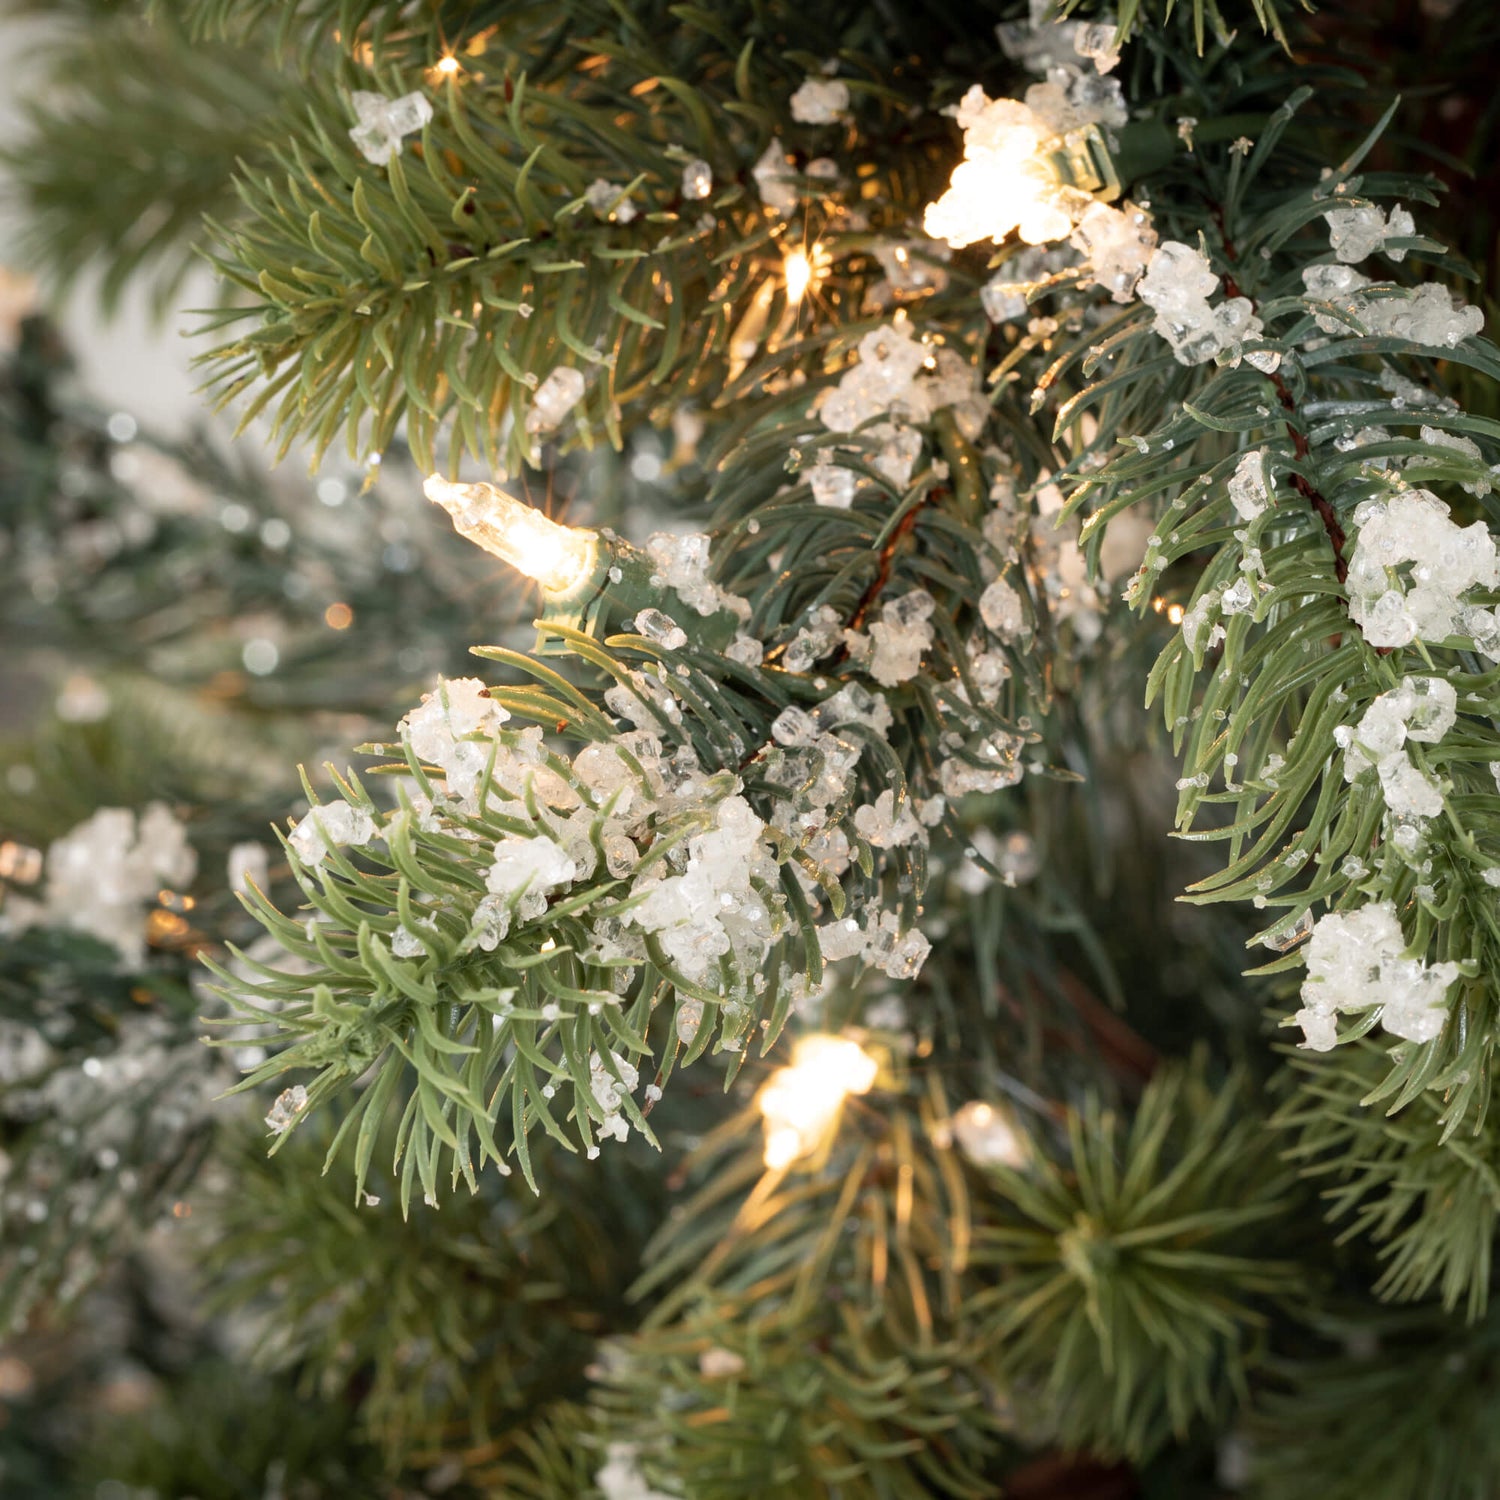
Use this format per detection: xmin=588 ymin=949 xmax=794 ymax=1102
xmin=203 ymin=1114 xmax=659 ymax=1461
xmin=1277 ymin=1038 xmax=1500 ymax=1320
xmin=198 ymin=61 xmax=774 ymax=472
xmin=0 ymin=13 xmax=288 ymax=315
xmin=970 ymin=1056 xmax=1300 ymax=1461
xmin=1046 ymin=86 xmax=1500 ymax=1194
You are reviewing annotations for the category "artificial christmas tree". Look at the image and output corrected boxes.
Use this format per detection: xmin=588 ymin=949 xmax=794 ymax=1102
xmin=4 ymin=0 xmax=1500 ymax=1495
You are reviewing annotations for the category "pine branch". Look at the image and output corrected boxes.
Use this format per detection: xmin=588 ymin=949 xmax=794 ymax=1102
xmin=0 ymin=13 xmax=289 ymax=316
xmin=970 ymin=1054 xmax=1300 ymax=1461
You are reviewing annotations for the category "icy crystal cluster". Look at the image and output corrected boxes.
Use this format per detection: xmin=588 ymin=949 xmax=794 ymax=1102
xmin=400 ymin=676 xmax=512 ymax=811
xmin=1345 ymin=490 xmax=1499 ymax=648
xmin=1071 ymin=201 xmax=1159 ymax=303
xmin=0 ymin=804 xmax=196 ymax=967
xmin=1295 ymin=901 xmax=1460 ymax=1051
xmin=596 ymin=1443 xmax=679 ymax=1500
xmin=867 ymin=590 xmax=936 ymax=687
xmin=585 ymin=179 xmax=638 ymax=223
xmin=1228 ymin=449 xmax=1270 ymax=521
xmin=1137 ymin=242 xmax=1262 ymax=366
xmin=289 ymin=802 xmax=378 ymax=866
xmin=790 ymin=76 xmax=849 ymax=125
xmin=1301 ymin=265 xmax=1483 ymax=349
xmin=927 ymin=0 xmax=1128 ymax=250
xmin=817 ymin=317 xmax=985 ymax=491
xmin=1324 ymin=201 xmax=1415 ymax=264
xmin=752 ymin=139 xmax=798 ymax=213
xmin=644 ymin=532 xmax=752 ymax=621
xmin=348 ymin=90 xmax=432 ymax=165
xmin=525 ymin=366 xmax=586 ymax=446
xmin=1334 ymin=676 xmax=1456 ymax=826
xmin=998 ymin=0 xmax=1123 ymax=76
xmin=950 ymin=1100 xmax=1030 ymax=1167
xmin=283 ymin=668 xmax=933 ymax=1133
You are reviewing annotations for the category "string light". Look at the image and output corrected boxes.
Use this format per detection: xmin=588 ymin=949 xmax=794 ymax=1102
xmin=434 ymin=54 xmax=461 ymax=76
xmin=784 ymin=248 xmax=814 ymax=305
xmin=425 ymin=476 xmax=599 ymax=595
xmin=924 ymin=89 xmax=1121 ymax=252
xmin=758 ymin=1034 xmax=878 ymax=1170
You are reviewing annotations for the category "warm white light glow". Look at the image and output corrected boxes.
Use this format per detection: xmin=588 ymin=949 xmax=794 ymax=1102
xmin=924 ymin=89 xmax=1075 ymax=249
xmin=784 ymin=249 xmax=814 ymax=306
xmin=434 ymin=54 xmax=461 ymax=76
xmin=424 ymin=475 xmax=599 ymax=594
xmin=758 ymin=1034 xmax=878 ymax=1170
xmin=926 ymin=151 xmax=1071 ymax=249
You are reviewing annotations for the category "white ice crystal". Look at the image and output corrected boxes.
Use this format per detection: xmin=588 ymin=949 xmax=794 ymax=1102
xmin=1137 ymin=241 xmax=1263 ymax=366
xmin=596 ymin=1443 xmax=679 ymax=1500
xmin=790 ymin=77 xmax=850 ymax=124
xmin=1022 ymin=68 xmax=1128 ymax=137
xmin=1345 ymin=490 xmax=1499 ymax=648
xmin=587 ymin=1048 xmax=640 ymax=1144
xmin=1363 ymin=283 xmax=1485 ymax=347
xmin=348 ymin=90 xmax=432 ymax=165
xmin=645 ymin=532 xmax=751 ymax=620
xmin=816 ymin=321 xmax=985 ymax=485
xmin=1419 ymin=424 xmax=1491 ymax=495
xmin=289 ymin=802 xmax=378 ymax=867
xmin=265 ymin=1084 xmax=309 ymax=1134
xmin=626 ymin=793 xmax=774 ymax=981
xmin=1304 ymin=266 xmax=1484 ymax=349
xmin=1336 ymin=676 xmax=1455 ymax=828
xmin=1220 ymin=577 xmax=1255 ymax=616
xmin=525 ymin=366 xmax=586 ymax=436
xmin=1070 ymin=201 xmax=1158 ymax=303
xmin=487 ymin=835 xmax=577 ymax=920
xmin=979 ymin=577 xmax=1027 ymax=640
xmin=401 ymin=675 xmax=511 ymax=810
xmin=853 ymin=789 xmax=924 ymax=848
xmin=981 ymin=245 xmax=1075 ymax=321
xmin=999 ymin=0 xmax=1121 ymax=74
xmin=871 ymin=238 xmax=952 ymax=299
xmin=752 ymin=138 xmax=798 ymax=213
xmin=938 ymin=731 xmax=1027 ymax=796
xmin=634 ymin=608 xmax=688 ymax=649
xmin=1324 ymin=201 xmax=1415 ymax=264
xmin=227 ymin=841 xmax=269 ymax=893
xmin=809 ymin=454 xmax=857 ymax=508
xmin=1296 ymin=901 xmax=1460 ymax=1049
xmin=819 ymin=320 xmax=930 ymax=432
xmin=816 ymin=909 xmax=931 ymax=979
xmin=585 ymin=179 xmax=638 ymax=223
xmin=868 ymin=590 xmax=936 ymax=686
xmin=1228 ymin=449 xmax=1270 ymax=521
xmin=9 ymin=803 xmax=198 ymax=967
xmin=681 ymin=158 xmax=713 ymax=200
xmin=1180 ymin=587 xmax=1225 ymax=654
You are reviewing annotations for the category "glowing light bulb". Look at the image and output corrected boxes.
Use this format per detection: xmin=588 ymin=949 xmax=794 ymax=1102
xmin=1167 ymin=602 xmax=1185 ymax=626
xmin=757 ymin=1034 xmax=878 ymax=1170
xmin=924 ymin=87 xmax=1120 ymax=252
xmin=424 ymin=476 xmax=599 ymax=595
xmin=784 ymin=249 xmax=814 ymax=305
xmin=434 ymin=54 xmax=461 ymax=76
